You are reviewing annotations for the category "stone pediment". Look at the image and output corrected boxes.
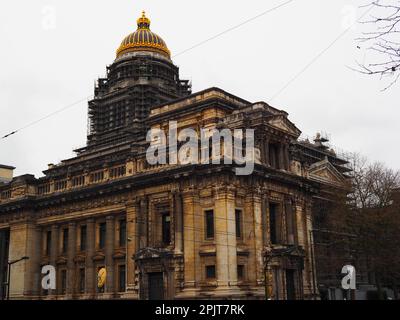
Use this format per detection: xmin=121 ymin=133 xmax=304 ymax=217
xmin=56 ymin=256 xmax=68 ymax=265
xmin=113 ymin=249 xmax=126 ymax=259
xmin=134 ymin=247 xmax=172 ymax=260
xmin=308 ymin=158 xmax=347 ymax=186
xmin=92 ymin=252 xmax=105 ymax=261
xmin=268 ymin=116 xmax=301 ymax=137
xmin=74 ymin=255 xmax=86 ymax=263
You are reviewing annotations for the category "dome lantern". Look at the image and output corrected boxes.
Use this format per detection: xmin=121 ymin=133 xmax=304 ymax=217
xmin=137 ymin=11 xmax=150 ymax=29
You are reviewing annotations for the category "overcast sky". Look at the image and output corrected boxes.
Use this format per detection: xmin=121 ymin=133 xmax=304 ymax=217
xmin=0 ymin=0 xmax=399 ymax=177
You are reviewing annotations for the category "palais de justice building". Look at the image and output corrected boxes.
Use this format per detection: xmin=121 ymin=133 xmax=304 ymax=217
xmin=0 ymin=12 xmax=350 ymax=300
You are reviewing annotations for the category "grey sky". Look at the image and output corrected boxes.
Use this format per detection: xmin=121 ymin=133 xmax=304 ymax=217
xmin=0 ymin=0 xmax=399 ymax=177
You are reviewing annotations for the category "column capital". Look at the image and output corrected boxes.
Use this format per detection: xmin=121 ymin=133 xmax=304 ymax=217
xmin=125 ymin=199 xmax=137 ymax=207
xmin=171 ymin=186 xmax=181 ymax=195
xmin=51 ymin=224 xmax=59 ymax=230
xmin=249 ymin=186 xmax=263 ymax=198
xmin=213 ymin=183 xmax=231 ymax=199
xmin=86 ymin=218 xmax=95 ymax=224
xmin=68 ymin=221 xmax=77 ymax=228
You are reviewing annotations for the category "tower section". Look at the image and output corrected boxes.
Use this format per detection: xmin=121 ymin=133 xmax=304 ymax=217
xmin=86 ymin=12 xmax=191 ymax=151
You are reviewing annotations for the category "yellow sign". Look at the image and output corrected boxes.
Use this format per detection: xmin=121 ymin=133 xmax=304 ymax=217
xmin=97 ymin=267 xmax=106 ymax=288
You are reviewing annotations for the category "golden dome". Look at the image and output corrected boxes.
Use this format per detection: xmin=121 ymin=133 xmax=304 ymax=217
xmin=116 ymin=11 xmax=171 ymax=59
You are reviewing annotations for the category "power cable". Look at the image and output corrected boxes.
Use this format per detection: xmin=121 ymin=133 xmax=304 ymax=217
xmin=269 ymin=4 xmax=375 ymax=101
xmin=172 ymin=0 xmax=296 ymax=58
xmin=1 ymin=96 xmax=92 ymax=140
xmin=0 ymin=1 xmax=296 ymax=141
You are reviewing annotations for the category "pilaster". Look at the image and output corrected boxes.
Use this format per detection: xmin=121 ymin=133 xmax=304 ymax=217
xmin=66 ymin=222 xmax=76 ymax=297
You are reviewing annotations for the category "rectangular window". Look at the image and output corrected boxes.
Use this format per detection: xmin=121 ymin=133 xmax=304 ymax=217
xmin=62 ymin=228 xmax=68 ymax=254
xmin=235 ymin=209 xmax=242 ymax=238
xmin=269 ymin=203 xmax=279 ymax=244
xmin=273 ymin=267 xmax=280 ymax=300
xmin=119 ymin=220 xmax=126 ymax=247
xmin=118 ymin=265 xmax=126 ymax=292
xmin=237 ymin=265 xmax=245 ymax=280
xmin=38 ymin=183 xmax=50 ymax=195
xmin=54 ymin=180 xmax=67 ymax=192
xmin=60 ymin=270 xmax=67 ymax=295
xmin=99 ymin=223 xmax=106 ymax=249
xmin=80 ymin=225 xmax=87 ymax=251
xmin=206 ymin=265 xmax=216 ymax=279
xmin=269 ymin=143 xmax=278 ymax=168
xmin=285 ymin=269 xmax=296 ymax=300
xmin=79 ymin=268 xmax=85 ymax=293
xmin=90 ymin=171 xmax=104 ymax=183
xmin=1 ymin=190 xmax=11 ymax=199
xmin=162 ymin=213 xmax=171 ymax=245
xmin=110 ymin=166 xmax=126 ymax=179
xmin=72 ymin=176 xmax=85 ymax=187
xmin=205 ymin=210 xmax=214 ymax=239
xmin=46 ymin=231 xmax=51 ymax=256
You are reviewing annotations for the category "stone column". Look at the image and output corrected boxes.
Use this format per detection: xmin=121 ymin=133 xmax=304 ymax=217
xmin=226 ymin=187 xmax=238 ymax=287
xmin=214 ymin=185 xmax=238 ymax=290
xmin=8 ymin=219 xmax=41 ymax=299
xmin=126 ymin=200 xmax=138 ymax=298
xmin=304 ymin=201 xmax=317 ymax=299
xmin=49 ymin=224 xmax=59 ymax=296
xmin=295 ymin=199 xmax=306 ymax=247
xmin=278 ymin=144 xmax=285 ymax=170
xmin=0 ymin=231 xmax=7 ymax=298
xmin=105 ymin=216 xmax=115 ymax=294
xmin=139 ymin=198 xmax=148 ymax=248
xmin=261 ymin=194 xmax=267 ymax=247
xmin=265 ymin=138 xmax=270 ymax=166
xmin=259 ymin=136 xmax=266 ymax=164
xmin=66 ymin=222 xmax=76 ymax=297
xmin=182 ymin=189 xmax=196 ymax=291
xmin=284 ymin=144 xmax=290 ymax=171
xmin=174 ymin=191 xmax=183 ymax=254
xmin=252 ymin=190 xmax=264 ymax=284
xmin=244 ymin=193 xmax=256 ymax=285
xmin=85 ymin=218 xmax=95 ymax=297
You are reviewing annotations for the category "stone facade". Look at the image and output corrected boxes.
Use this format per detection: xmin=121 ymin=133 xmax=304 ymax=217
xmin=0 ymin=13 xmax=351 ymax=300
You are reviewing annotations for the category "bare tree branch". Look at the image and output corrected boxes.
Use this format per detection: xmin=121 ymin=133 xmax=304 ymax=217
xmin=355 ymin=1 xmax=400 ymax=89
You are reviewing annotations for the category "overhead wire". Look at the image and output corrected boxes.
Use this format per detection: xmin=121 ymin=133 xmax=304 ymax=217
xmin=1 ymin=0 xmax=296 ymax=141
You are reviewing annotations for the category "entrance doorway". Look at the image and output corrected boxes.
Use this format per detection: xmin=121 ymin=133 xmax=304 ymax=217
xmin=148 ymin=272 xmax=164 ymax=300
xmin=285 ymin=269 xmax=296 ymax=300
